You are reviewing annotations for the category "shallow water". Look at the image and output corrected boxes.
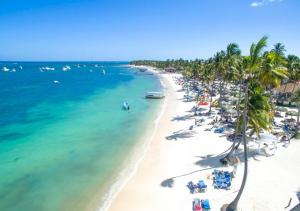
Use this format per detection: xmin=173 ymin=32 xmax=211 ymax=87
xmin=0 ymin=62 xmax=161 ymax=211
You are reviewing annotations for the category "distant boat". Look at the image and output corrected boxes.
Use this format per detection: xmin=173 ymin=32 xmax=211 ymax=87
xmin=2 ymin=67 xmax=9 ymax=72
xmin=145 ymin=92 xmax=165 ymax=99
xmin=62 ymin=65 xmax=71 ymax=71
xmin=12 ymin=68 xmax=16 ymax=72
xmin=102 ymin=69 xmax=106 ymax=75
xmin=40 ymin=66 xmax=55 ymax=71
xmin=122 ymin=102 xmax=130 ymax=110
xmin=53 ymin=80 xmax=60 ymax=84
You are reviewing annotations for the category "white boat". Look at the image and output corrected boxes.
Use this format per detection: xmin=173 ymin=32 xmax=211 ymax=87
xmin=41 ymin=66 xmax=55 ymax=71
xmin=2 ymin=67 xmax=9 ymax=72
xmin=53 ymin=80 xmax=60 ymax=84
xmin=145 ymin=92 xmax=165 ymax=99
xmin=62 ymin=65 xmax=71 ymax=71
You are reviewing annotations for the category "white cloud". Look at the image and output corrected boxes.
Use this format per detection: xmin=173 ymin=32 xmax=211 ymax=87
xmin=250 ymin=0 xmax=284 ymax=7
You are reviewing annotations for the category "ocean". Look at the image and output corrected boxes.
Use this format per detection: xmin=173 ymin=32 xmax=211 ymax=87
xmin=0 ymin=62 xmax=162 ymax=211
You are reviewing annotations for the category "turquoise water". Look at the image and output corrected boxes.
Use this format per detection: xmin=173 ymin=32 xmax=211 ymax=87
xmin=0 ymin=62 xmax=161 ymax=211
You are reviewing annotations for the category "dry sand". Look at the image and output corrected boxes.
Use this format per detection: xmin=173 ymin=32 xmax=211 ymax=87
xmin=107 ymin=68 xmax=300 ymax=211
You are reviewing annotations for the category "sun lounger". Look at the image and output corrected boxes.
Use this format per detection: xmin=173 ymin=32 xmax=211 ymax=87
xmin=201 ymin=199 xmax=211 ymax=210
xmin=193 ymin=198 xmax=202 ymax=211
xmin=187 ymin=181 xmax=197 ymax=194
xmin=197 ymin=180 xmax=207 ymax=192
xmin=214 ymin=127 xmax=225 ymax=133
xmin=212 ymin=170 xmax=232 ymax=190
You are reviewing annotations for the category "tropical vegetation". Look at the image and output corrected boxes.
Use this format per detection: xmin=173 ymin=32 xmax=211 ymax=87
xmin=130 ymin=36 xmax=299 ymax=210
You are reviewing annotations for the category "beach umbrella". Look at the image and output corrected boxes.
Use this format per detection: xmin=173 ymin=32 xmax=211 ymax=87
xmin=198 ymin=101 xmax=209 ymax=106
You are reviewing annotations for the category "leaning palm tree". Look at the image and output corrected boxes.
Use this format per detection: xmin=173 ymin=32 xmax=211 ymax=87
xmin=226 ymin=36 xmax=269 ymax=211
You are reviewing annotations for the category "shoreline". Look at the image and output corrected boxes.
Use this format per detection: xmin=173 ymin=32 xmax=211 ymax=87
xmin=89 ymin=65 xmax=168 ymax=211
xmin=107 ymin=66 xmax=186 ymax=211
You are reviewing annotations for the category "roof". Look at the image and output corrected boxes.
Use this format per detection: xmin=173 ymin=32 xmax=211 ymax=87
xmin=274 ymin=83 xmax=300 ymax=93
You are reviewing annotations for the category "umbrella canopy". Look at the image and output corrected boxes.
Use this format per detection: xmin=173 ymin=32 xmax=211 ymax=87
xmin=198 ymin=101 xmax=209 ymax=106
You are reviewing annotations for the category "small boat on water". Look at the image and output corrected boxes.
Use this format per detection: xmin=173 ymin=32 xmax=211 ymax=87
xmin=53 ymin=80 xmax=60 ymax=84
xmin=145 ymin=92 xmax=165 ymax=99
xmin=62 ymin=65 xmax=71 ymax=71
xmin=122 ymin=101 xmax=130 ymax=110
xmin=2 ymin=67 xmax=9 ymax=72
xmin=40 ymin=66 xmax=55 ymax=71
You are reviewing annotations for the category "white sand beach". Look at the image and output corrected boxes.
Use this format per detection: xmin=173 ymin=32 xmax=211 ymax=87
xmin=107 ymin=67 xmax=300 ymax=211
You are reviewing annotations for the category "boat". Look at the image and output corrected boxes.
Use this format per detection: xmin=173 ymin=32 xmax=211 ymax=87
xmin=102 ymin=69 xmax=106 ymax=75
xmin=122 ymin=101 xmax=130 ymax=110
xmin=40 ymin=66 xmax=55 ymax=71
xmin=53 ymin=80 xmax=60 ymax=84
xmin=62 ymin=65 xmax=71 ymax=71
xmin=145 ymin=92 xmax=165 ymax=99
xmin=2 ymin=67 xmax=9 ymax=72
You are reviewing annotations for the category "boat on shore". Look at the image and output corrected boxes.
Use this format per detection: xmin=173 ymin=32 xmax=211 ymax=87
xmin=145 ymin=92 xmax=165 ymax=99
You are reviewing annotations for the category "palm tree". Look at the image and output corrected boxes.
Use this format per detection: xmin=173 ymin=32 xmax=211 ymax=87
xmin=214 ymin=51 xmax=226 ymax=111
xmin=201 ymin=58 xmax=215 ymax=113
xmin=226 ymin=36 xmax=269 ymax=211
xmin=287 ymin=55 xmax=300 ymax=81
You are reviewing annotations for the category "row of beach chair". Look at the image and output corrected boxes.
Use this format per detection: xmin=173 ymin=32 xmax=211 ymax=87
xmin=213 ymin=170 xmax=232 ymax=190
xmin=187 ymin=180 xmax=207 ymax=194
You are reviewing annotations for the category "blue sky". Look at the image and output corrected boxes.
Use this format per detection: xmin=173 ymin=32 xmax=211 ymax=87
xmin=0 ymin=0 xmax=299 ymax=61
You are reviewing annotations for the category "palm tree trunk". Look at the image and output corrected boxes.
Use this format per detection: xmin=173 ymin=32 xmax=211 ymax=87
xmin=226 ymin=81 xmax=249 ymax=211
xmin=221 ymin=81 xmax=243 ymax=162
xmin=297 ymin=104 xmax=300 ymax=134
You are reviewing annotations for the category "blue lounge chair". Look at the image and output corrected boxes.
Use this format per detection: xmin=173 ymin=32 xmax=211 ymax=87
xmin=197 ymin=180 xmax=207 ymax=192
xmin=201 ymin=199 xmax=211 ymax=210
xmin=214 ymin=127 xmax=225 ymax=133
xmin=213 ymin=170 xmax=232 ymax=190
xmin=187 ymin=181 xmax=197 ymax=194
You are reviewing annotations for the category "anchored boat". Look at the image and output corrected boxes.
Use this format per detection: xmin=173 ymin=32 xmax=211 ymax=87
xmin=145 ymin=92 xmax=165 ymax=99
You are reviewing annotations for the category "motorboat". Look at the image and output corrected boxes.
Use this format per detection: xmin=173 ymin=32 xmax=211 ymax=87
xmin=62 ymin=65 xmax=71 ymax=71
xmin=2 ymin=67 xmax=9 ymax=72
xmin=145 ymin=92 xmax=165 ymax=99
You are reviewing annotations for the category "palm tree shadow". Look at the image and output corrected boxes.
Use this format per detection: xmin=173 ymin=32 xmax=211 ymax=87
xmin=160 ymin=167 xmax=214 ymax=188
xmin=195 ymin=149 xmax=261 ymax=168
xmin=171 ymin=114 xmax=193 ymax=121
xmin=165 ymin=130 xmax=196 ymax=141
